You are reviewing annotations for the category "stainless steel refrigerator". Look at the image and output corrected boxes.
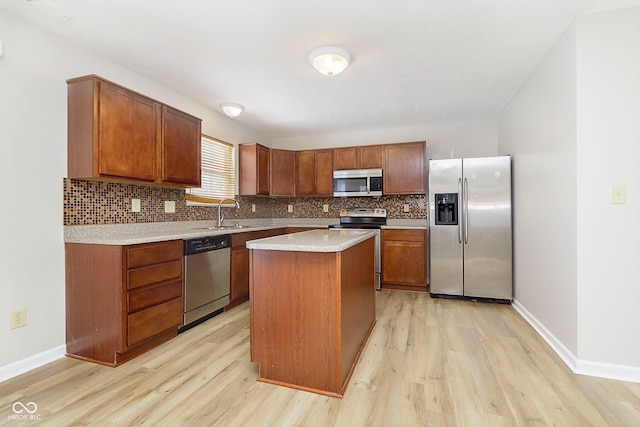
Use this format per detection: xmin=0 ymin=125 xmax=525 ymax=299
xmin=428 ymin=156 xmax=512 ymax=301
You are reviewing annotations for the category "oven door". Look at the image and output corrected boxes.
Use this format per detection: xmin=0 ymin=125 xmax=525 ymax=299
xmin=329 ymin=226 xmax=381 ymax=290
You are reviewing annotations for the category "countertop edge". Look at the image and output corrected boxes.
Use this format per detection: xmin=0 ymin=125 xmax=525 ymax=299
xmin=246 ymin=230 xmax=377 ymax=253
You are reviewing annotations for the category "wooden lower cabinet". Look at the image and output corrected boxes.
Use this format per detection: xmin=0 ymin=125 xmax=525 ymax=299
xmin=65 ymin=239 xmax=184 ymax=366
xmin=227 ymin=228 xmax=287 ymax=310
xmin=381 ymin=229 xmax=428 ymax=292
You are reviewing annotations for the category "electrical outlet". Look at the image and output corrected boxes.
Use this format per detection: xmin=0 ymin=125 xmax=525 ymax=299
xmin=403 ymin=204 xmax=410 ymax=213
xmin=10 ymin=308 xmax=27 ymax=329
xmin=610 ymin=185 xmax=626 ymax=204
xmin=164 ymin=200 xmax=176 ymax=213
xmin=288 ymin=204 xmax=294 ymax=213
xmin=323 ymin=204 xmax=329 ymax=213
xmin=131 ymin=198 xmax=141 ymax=212
xmin=251 ymin=204 xmax=256 ymax=213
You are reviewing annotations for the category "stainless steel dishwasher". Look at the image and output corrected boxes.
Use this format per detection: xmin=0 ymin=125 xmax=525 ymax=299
xmin=181 ymin=234 xmax=230 ymax=332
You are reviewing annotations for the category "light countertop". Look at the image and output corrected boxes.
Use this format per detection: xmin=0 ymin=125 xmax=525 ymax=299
xmin=246 ymin=229 xmax=377 ymax=253
xmin=64 ymin=218 xmax=426 ymax=245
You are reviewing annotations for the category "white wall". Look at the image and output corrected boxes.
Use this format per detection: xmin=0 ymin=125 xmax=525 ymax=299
xmin=576 ymin=8 xmax=640 ymax=371
xmin=498 ymin=22 xmax=579 ymax=357
xmin=0 ymin=10 xmax=269 ymax=376
xmin=272 ymin=119 xmax=499 ymax=159
xmin=499 ymin=6 xmax=640 ymax=382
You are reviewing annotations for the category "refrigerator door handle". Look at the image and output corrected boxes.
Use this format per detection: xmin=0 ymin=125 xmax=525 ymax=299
xmin=457 ymin=178 xmax=463 ymax=244
xmin=463 ymin=177 xmax=469 ymax=244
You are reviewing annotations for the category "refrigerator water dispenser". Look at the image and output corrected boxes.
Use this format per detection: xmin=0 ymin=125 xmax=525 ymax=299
xmin=435 ymin=193 xmax=458 ymax=225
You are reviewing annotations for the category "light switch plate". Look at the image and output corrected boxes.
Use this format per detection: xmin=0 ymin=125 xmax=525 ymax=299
xmin=165 ymin=201 xmax=176 ymax=213
xmin=610 ymin=185 xmax=626 ymax=204
xmin=131 ymin=198 xmax=141 ymax=212
xmin=288 ymin=204 xmax=294 ymax=213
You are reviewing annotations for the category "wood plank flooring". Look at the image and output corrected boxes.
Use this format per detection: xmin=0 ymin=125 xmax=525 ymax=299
xmin=1 ymin=291 xmax=638 ymax=426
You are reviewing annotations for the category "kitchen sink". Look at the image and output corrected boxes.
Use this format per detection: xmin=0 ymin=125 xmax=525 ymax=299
xmin=191 ymin=225 xmax=255 ymax=231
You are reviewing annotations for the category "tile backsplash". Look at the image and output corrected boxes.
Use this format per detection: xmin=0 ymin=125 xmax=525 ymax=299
xmin=63 ymin=179 xmax=427 ymax=226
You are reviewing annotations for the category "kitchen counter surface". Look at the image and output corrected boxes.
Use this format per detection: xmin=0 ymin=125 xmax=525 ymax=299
xmin=384 ymin=219 xmax=428 ymax=229
xmin=64 ymin=220 xmax=331 ymax=245
xmin=64 ymin=217 xmax=427 ymax=245
xmin=246 ymin=229 xmax=376 ymax=253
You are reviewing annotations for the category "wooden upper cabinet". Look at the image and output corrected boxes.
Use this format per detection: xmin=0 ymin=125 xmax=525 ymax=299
xmin=333 ymin=145 xmax=382 ymax=170
xmin=315 ymin=149 xmax=334 ymax=196
xmin=239 ymin=143 xmax=270 ymax=196
xmin=160 ymin=106 xmax=201 ymax=186
xmin=358 ymin=145 xmax=383 ymax=169
xmin=296 ymin=149 xmax=333 ymax=196
xmin=333 ymin=147 xmax=358 ymax=170
xmin=67 ymin=75 xmax=201 ymax=186
xmin=383 ymin=141 xmax=426 ymax=195
xmin=295 ymin=150 xmax=315 ymax=196
xmin=270 ymin=149 xmax=296 ymax=197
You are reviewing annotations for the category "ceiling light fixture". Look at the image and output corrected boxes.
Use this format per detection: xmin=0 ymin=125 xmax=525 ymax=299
xmin=220 ymin=102 xmax=244 ymax=119
xmin=308 ymin=47 xmax=351 ymax=76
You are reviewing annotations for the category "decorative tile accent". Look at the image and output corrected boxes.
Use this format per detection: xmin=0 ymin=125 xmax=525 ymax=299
xmin=63 ymin=179 xmax=427 ymax=225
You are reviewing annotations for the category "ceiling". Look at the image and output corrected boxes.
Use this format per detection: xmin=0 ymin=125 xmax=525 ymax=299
xmin=1 ymin=0 xmax=638 ymax=138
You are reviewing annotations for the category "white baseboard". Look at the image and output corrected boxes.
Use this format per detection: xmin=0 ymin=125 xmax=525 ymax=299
xmin=0 ymin=345 xmax=66 ymax=383
xmin=513 ymin=299 xmax=640 ymax=384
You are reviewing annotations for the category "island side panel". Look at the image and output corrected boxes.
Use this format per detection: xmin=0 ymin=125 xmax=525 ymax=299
xmin=250 ymin=249 xmax=341 ymax=394
xmin=339 ymin=237 xmax=376 ymax=386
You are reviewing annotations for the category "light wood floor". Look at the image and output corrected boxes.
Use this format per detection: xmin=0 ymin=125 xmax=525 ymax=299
xmin=1 ymin=291 xmax=638 ymax=426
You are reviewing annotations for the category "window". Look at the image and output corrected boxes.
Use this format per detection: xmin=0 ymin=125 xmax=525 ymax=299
xmin=186 ymin=135 xmax=235 ymax=204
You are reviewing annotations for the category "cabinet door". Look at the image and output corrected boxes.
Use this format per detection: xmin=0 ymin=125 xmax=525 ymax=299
xmin=383 ymin=141 xmax=426 ymax=194
xmin=257 ymin=144 xmax=270 ymax=195
xmin=295 ymin=150 xmax=316 ymax=196
xmin=333 ymin=147 xmax=357 ymax=170
xmin=358 ymin=145 xmax=383 ymax=169
xmin=230 ymin=247 xmax=250 ymax=306
xmin=239 ymin=143 xmax=270 ymax=196
xmin=98 ymin=81 xmax=157 ymax=181
xmin=315 ymin=149 xmax=334 ymax=196
xmin=270 ymin=149 xmax=295 ymax=196
xmin=381 ymin=229 xmax=427 ymax=290
xmin=160 ymin=106 xmax=201 ymax=186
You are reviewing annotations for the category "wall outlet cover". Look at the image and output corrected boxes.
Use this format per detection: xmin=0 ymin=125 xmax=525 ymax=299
xmin=131 ymin=198 xmax=141 ymax=212
xmin=165 ymin=200 xmax=176 ymax=213
xmin=610 ymin=185 xmax=626 ymax=204
xmin=288 ymin=204 xmax=294 ymax=213
xmin=251 ymin=204 xmax=256 ymax=213
xmin=323 ymin=204 xmax=329 ymax=212
xmin=10 ymin=308 xmax=27 ymax=329
xmin=403 ymin=204 xmax=410 ymax=213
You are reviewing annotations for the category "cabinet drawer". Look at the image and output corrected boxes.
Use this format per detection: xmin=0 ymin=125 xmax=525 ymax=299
xmin=128 ymin=280 xmax=183 ymax=313
xmin=127 ymin=260 xmax=182 ymax=290
xmin=127 ymin=240 xmax=183 ymax=269
xmin=127 ymin=297 xmax=183 ymax=348
xmin=382 ymin=229 xmax=426 ymax=242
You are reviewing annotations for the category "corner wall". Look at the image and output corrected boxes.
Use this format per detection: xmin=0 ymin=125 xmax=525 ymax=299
xmin=499 ymin=6 xmax=640 ymax=382
xmin=498 ymin=21 xmax=579 ymax=359
xmin=575 ymin=7 xmax=640 ymax=375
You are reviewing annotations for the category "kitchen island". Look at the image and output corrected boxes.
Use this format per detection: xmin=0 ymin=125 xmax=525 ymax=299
xmin=247 ymin=229 xmax=377 ymax=398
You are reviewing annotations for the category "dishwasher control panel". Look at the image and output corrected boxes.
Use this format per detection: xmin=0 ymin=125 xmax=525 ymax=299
xmin=184 ymin=235 xmax=230 ymax=255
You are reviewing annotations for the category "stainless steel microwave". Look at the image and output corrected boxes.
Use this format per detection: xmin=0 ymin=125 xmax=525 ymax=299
xmin=333 ymin=169 xmax=383 ymax=197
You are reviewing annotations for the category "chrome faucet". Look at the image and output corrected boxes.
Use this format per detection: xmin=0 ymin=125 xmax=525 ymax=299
xmin=217 ymin=198 xmax=240 ymax=227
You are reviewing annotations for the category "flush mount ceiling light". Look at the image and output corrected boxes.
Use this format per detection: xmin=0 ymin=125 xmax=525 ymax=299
xmin=220 ymin=102 xmax=244 ymax=119
xmin=308 ymin=47 xmax=351 ymax=76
